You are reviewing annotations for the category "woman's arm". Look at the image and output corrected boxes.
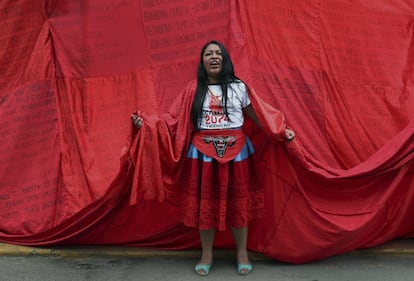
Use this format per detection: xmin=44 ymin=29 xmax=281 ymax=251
xmin=243 ymin=104 xmax=261 ymax=128
xmin=243 ymin=104 xmax=295 ymax=142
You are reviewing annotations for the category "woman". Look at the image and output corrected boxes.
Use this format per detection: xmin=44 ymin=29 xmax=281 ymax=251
xmin=132 ymin=40 xmax=295 ymax=276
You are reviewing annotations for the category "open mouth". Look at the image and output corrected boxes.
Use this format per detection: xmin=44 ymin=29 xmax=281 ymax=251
xmin=210 ymin=61 xmax=220 ymax=68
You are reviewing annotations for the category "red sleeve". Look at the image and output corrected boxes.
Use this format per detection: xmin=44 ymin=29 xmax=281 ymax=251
xmin=247 ymin=84 xmax=288 ymax=141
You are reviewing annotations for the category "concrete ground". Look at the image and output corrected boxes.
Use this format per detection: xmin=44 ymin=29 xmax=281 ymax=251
xmin=0 ymin=239 xmax=413 ymax=281
xmin=1 ymin=239 xmax=413 ymax=259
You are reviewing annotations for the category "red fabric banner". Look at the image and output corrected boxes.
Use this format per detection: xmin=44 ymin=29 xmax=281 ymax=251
xmin=0 ymin=0 xmax=413 ymax=263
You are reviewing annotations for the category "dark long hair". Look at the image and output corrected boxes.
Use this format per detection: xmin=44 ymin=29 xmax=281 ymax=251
xmin=191 ymin=40 xmax=240 ymax=129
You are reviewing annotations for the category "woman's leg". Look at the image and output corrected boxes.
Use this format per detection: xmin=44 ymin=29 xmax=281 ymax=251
xmin=231 ymin=226 xmax=251 ymax=274
xmin=195 ymin=229 xmax=216 ymax=275
xmin=199 ymin=229 xmax=216 ymax=264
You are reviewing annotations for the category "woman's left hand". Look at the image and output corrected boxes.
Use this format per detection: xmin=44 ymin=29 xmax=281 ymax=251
xmin=285 ymin=129 xmax=295 ymax=143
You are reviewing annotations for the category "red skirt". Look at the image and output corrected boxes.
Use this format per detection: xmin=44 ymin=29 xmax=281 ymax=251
xmin=176 ymin=130 xmax=264 ymax=231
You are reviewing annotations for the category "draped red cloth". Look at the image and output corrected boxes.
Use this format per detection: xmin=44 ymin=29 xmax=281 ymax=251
xmin=0 ymin=0 xmax=413 ymax=264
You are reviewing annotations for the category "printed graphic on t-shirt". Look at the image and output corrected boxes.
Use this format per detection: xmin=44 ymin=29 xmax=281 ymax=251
xmin=203 ymin=88 xmax=230 ymax=128
xmin=199 ymin=83 xmax=248 ymax=129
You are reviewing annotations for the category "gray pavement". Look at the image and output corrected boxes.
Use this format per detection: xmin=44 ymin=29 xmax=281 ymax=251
xmin=0 ymin=239 xmax=413 ymax=281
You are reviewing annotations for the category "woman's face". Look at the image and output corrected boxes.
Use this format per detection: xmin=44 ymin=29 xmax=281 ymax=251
xmin=203 ymin=43 xmax=222 ymax=83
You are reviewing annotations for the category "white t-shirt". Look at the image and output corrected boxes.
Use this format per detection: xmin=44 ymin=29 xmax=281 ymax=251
xmin=199 ymin=81 xmax=251 ymax=129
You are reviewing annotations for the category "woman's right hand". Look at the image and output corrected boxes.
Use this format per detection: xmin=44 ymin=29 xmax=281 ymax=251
xmin=131 ymin=112 xmax=143 ymax=129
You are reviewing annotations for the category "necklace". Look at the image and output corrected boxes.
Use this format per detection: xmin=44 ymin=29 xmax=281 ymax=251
xmin=207 ymin=87 xmax=222 ymax=104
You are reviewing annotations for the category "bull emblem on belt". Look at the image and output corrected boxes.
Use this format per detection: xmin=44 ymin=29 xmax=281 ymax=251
xmin=203 ymin=136 xmax=236 ymax=158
